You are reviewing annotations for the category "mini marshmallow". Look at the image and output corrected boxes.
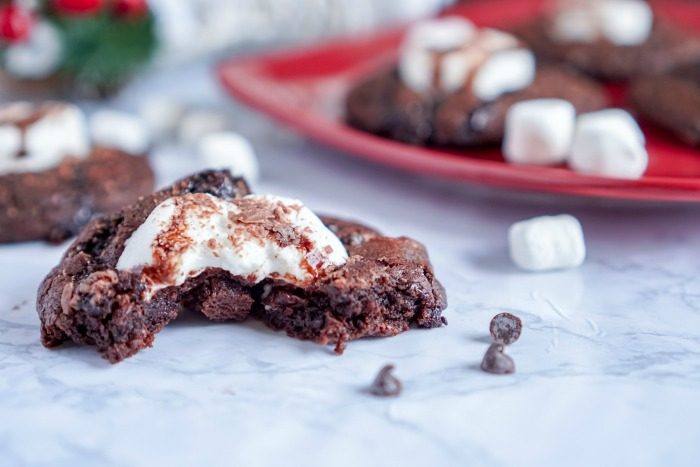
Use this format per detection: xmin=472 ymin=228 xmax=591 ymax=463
xmin=139 ymin=97 xmax=185 ymax=141
xmin=552 ymin=0 xmax=653 ymax=46
xmin=399 ymin=19 xmax=535 ymax=100
xmin=178 ymin=109 xmax=229 ymax=146
xmin=90 ymin=110 xmax=150 ymax=154
xmin=197 ymin=132 xmax=259 ymax=184
xmin=599 ymin=0 xmax=653 ymax=46
xmin=25 ymin=104 xmax=90 ymax=160
xmin=509 ymin=214 xmax=586 ymax=272
xmin=569 ymin=109 xmax=648 ymax=179
xmin=471 ymin=46 xmax=536 ymax=102
xmin=503 ymin=98 xmax=576 ymax=166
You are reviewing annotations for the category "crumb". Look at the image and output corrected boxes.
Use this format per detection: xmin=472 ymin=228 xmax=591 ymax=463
xmin=11 ymin=300 xmax=28 ymax=311
xmin=480 ymin=343 xmax=515 ymax=375
xmin=369 ymin=364 xmax=402 ymax=397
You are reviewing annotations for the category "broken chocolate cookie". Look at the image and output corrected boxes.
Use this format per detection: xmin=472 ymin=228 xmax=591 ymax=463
xmin=37 ymin=170 xmax=447 ymax=363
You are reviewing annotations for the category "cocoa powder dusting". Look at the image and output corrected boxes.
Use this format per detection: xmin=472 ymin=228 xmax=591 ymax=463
xmin=142 ymin=194 xmax=221 ymax=285
xmin=229 ymin=197 xmax=318 ymax=260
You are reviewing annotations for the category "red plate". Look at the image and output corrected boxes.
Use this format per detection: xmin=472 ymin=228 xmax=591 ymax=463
xmin=218 ymin=0 xmax=700 ymax=202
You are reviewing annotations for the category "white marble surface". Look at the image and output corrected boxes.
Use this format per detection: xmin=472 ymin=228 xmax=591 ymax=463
xmin=2 ymin=61 xmax=700 ymax=467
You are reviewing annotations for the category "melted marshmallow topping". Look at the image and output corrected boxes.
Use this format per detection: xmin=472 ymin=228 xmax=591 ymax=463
xmin=116 ymin=193 xmax=349 ymax=294
xmin=398 ymin=17 xmax=536 ymax=101
xmin=0 ymin=102 xmax=89 ymax=175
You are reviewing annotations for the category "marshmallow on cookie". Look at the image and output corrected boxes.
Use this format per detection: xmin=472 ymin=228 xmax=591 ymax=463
xmin=117 ymin=193 xmax=348 ymax=296
xmin=398 ymin=17 xmax=536 ymax=101
xmin=0 ymin=102 xmax=90 ymax=175
xmin=551 ymin=0 xmax=653 ymax=46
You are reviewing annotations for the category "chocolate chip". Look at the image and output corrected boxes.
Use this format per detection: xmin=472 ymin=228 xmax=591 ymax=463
xmin=480 ymin=343 xmax=515 ymax=375
xmin=489 ymin=312 xmax=522 ymax=345
xmin=440 ymin=316 xmax=449 ymax=326
xmin=369 ymin=364 xmax=402 ymax=397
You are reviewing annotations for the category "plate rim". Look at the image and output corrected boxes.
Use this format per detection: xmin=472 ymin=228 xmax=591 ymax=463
xmin=217 ymin=0 xmax=700 ymax=203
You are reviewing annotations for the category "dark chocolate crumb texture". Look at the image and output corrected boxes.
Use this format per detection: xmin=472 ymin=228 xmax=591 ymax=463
xmin=0 ymin=146 xmax=154 ymax=243
xmin=631 ymin=62 xmax=700 ymax=146
xmin=38 ymin=170 xmax=447 ymax=363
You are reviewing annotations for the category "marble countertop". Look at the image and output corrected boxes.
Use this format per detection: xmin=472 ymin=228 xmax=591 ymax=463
xmin=1 ymin=61 xmax=699 ymax=467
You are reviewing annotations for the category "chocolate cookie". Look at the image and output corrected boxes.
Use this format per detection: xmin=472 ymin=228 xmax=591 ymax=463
xmin=346 ymin=65 xmax=607 ymax=147
xmin=516 ymin=18 xmax=700 ymax=81
xmin=37 ymin=170 xmax=447 ymax=363
xmin=0 ymin=147 xmax=154 ymax=243
xmin=631 ymin=63 xmax=700 ymax=145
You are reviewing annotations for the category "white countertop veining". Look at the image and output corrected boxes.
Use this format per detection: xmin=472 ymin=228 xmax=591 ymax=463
xmin=1 ymin=61 xmax=700 ymax=467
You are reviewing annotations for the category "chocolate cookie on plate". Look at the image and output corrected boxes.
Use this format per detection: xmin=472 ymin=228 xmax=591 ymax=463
xmin=38 ymin=170 xmax=446 ymax=363
xmin=516 ymin=0 xmax=700 ymax=81
xmin=631 ymin=62 xmax=700 ymax=146
xmin=346 ymin=16 xmax=607 ymax=146
xmin=0 ymin=102 xmax=154 ymax=243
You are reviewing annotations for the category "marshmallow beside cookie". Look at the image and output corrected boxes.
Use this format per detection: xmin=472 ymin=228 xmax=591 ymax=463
xmin=509 ymin=214 xmax=586 ymax=272
xmin=503 ymin=100 xmax=649 ymax=179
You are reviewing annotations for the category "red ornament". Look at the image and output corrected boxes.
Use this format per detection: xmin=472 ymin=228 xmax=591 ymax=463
xmin=113 ymin=0 xmax=149 ymax=19
xmin=52 ymin=0 xmax=104 ymax=16
xmin=0 ymin=5 xmax=32 ymax=42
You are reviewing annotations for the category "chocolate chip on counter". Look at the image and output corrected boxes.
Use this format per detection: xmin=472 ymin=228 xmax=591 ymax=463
xmin=480 ymin=343 xmax=515 ymax=375
xmin=489 ymin=312 xmax=522 ymax=345
xmin=369 ymin=364 xmax=402 ymax=397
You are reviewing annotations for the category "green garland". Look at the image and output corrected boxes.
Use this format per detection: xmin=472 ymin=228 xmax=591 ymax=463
xmin=0 ymin=0 xmax=158 ymax=96
xmin=47 ymin=10 xmax=158 ymax=95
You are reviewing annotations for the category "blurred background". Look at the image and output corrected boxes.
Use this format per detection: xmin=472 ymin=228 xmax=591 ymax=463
xmin=0 ymin=0 xmax=457 ymax=99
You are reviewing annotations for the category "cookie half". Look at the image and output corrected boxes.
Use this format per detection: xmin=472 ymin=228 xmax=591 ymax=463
xmin=38 ymin=170 xmax=446 ymax=362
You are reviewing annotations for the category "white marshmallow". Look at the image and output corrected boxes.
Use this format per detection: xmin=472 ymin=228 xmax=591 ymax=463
xmin=503 ymin=99 xmax=576 ymax=166
xmin=598 ymin=0 xmax=653 ymax=46
xmin=399 ymin=20 xmax=535 ymax=100
xmin=471 ymin=47 xmax=536 ymax=101
xmin=0 ymin=102 xmax=90 ymax=175
xmin=90 ymin=110 xmax=151 ymax=154
xmin=399 ymin=46 xmax=437 ymax=94
xmin=117 ymin=193 xmax=348 ymax=297
xmin=139 ymin=97 xmax=185 ymax=141
xmin=25 ymin=104 xmax=90 ymax=159
xmin=197 ymin=132 xmax=260 ymax=184
xmin=509 ymin=215 xmax=586 ymax=272
xmin=569 ymin=109 xmax=648 ymax=179
xmin=178 ymin=110 xmax=229 ymax=146
xmin=552 ymin=0 xmax=653 ymax=46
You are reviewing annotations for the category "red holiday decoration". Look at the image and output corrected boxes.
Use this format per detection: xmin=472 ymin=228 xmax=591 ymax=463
xmin=0 ymin=4 xmax=32 ymax=42
xmin=113 ymin=0 xmax=149 ymax=19
xmin=52 ymin=0 xmax=104 ymax=16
